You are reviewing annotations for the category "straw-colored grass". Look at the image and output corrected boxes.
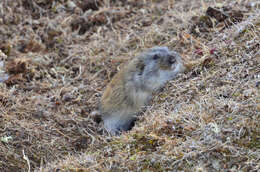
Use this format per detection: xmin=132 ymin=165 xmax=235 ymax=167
xmin=0 ymin=0 xmax=259 ymax=171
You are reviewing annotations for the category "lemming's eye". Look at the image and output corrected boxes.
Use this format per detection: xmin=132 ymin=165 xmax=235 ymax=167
xmin=153 ymin=54 xmax=160 ymax=60
xmin=168 ymin=56 xmax=176 ymax=64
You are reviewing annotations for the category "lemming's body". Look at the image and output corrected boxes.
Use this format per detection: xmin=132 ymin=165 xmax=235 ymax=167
xmin=99 ymin=47 xmax=190 ymax=134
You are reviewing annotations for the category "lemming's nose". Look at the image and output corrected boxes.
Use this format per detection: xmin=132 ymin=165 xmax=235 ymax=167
xmin=168 ymin=56 xmax=176 ymax=64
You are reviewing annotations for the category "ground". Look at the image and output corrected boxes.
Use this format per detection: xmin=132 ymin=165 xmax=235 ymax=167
xmin=0 ymin=0 xmax=259 ymax=171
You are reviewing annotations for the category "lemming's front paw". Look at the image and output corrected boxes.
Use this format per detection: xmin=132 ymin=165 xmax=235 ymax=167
xmin=116 ymin=118 xmax=136 ymax=132
xmin=104 ymin=117 xmax=137 ymax=135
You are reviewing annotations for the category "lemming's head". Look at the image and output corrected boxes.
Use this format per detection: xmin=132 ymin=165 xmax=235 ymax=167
xmin=135 ymin=46 xmax=186 ymax=91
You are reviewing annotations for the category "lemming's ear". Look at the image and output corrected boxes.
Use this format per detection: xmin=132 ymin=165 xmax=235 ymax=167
xmin=137 ymin=61 xmax=145 ymax=76
xmin=153 ymin=54 xmax=160 ymax=60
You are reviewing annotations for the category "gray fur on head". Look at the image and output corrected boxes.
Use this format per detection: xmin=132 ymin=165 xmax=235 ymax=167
xmin=133 ymin=46 xmax=185 ymax=92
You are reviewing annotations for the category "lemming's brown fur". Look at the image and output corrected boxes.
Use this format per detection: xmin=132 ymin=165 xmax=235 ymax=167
xmin=100 ymin=47 xmax=202 ymax=134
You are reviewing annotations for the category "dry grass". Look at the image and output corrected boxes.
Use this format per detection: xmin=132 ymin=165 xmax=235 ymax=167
xmin=0 ymin=0 xmax=259 ymax=171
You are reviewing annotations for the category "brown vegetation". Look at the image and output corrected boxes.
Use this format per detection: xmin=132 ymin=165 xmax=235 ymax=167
xmin=0 ymin=0 xmax=259 ymax=171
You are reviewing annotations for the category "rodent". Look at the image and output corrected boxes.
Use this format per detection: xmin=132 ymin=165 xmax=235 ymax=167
xmin=99 ymin=46 xmax=196 ymax=134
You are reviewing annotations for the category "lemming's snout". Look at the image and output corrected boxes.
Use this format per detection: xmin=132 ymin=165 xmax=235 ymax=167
xmin=168 ymin=55 xmax=176 ymax=64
